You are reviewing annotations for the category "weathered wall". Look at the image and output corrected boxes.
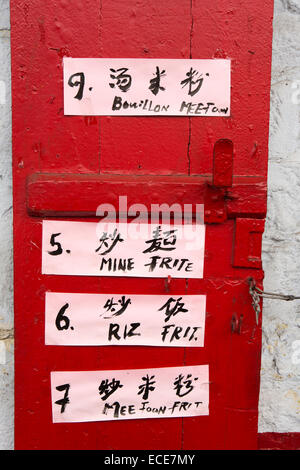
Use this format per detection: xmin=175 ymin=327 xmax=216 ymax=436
xmin=0 ymin=0 xmax=14 ymax=451
xmin=0 ymin=0 xmax=299 ymax=449
xmin=259 ymin=0 xmax=300 ymax=432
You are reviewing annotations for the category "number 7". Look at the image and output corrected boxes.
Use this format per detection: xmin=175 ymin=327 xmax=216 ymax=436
xmin=55 ymin=384 xmax=70 ymax=413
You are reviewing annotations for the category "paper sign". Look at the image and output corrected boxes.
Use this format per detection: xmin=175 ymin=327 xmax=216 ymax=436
xmin=64 ymin=58 xmax=230 ymax=116
xmin=42 ymin=221 xmax=205 ymax=278
xmin=51 ymin=365 xmax=209 ymax=423
xmin=45 ymin=292 xmax=206 ymax=347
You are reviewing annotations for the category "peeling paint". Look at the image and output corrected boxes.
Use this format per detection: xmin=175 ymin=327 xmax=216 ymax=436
xmin=0 ymin=329 xmax=14 ymax=341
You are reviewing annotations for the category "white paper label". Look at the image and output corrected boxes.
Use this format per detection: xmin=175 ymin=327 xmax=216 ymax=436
xmin=64 ymin=58 xmax=230 ymax=116
xmin=51 ymin=365 xmax=209 ymax=423
xmin=42 ymin=221 xmax=205 ymax=279
xmin=45 ymin=292 xmax=206 ymax=347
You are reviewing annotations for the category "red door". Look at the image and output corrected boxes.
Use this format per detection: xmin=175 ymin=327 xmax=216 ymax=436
xmin=11 ymin=0 xmax=274 ymax=449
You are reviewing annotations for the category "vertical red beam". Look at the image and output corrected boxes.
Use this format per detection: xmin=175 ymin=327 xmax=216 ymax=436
xmin=213 ymin=139 xmax=234 ymax=188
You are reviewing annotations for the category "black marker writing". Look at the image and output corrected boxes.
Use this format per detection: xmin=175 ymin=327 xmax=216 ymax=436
xmin=55 ymin=303 xmax=70 ymax=331
xmin=108 ymin=322 xmax=141 ymax=341
xmin=68 ymin=72 xmax=85 ymax=100
xmin=55 ymin=384 xmax=70 ymax=413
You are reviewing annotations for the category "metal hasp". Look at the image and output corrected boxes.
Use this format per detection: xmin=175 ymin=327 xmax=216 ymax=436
xmin=206 ymin=139 xmax=266 ymax=272
xmin=213 ymin=138 xmax=234 ymax=188
xmin=204 ymin=138 xmax=234 ymax=224
xmin=11 ymin=0 xmax=274 ymax=450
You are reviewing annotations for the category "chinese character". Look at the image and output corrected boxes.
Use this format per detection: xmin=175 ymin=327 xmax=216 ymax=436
xmin=173 ymin=373 xmax=198 ymax=397
xmin=102 ymin=296 xmax=132 ymax=318
xmin=180 ymin=68 xmax=208 ymax=96
xmin=109 ymin=68 xmax=132 ymax=92
xmin=95 ymin=228 xmax=124 ymax=255
xmin=149 ymin=66 xmax=166 ymax=95
xmin=138 ymin=374 xmax=156 ymax=400
xmin=143 ymin=226 xmax=177 ymax=253
xmin=158 ymin=297 xmax=188 ymax=323
xmin=98 ymin=378 xmax=123 ymax=401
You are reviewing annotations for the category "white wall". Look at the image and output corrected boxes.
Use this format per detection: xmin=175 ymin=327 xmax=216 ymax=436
xmin=0 ymin=0 xmax=299 ymax=449
xmin=259 ymin=0 xmax=300 ymax=432
xmin=0 ymin=0 xmax=14 ymax=451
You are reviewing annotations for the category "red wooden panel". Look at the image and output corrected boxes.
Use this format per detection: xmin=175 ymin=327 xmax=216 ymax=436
xmin=11 ymin=0 xmax=274 ymax=450
xmin=11 ymin=0 xmax=102 ymax=175
xmin=258 ymin=433 xmax=300 ymax=450
xmin=99 ymin=0 xmax=191 ymax=175
xmin=233 ymin=218 xmax=265 ymax=269
xmin=213 ymin=139 xmax=234 ymax=188
xmin=190 ymin=0 xmax=274 ymax=178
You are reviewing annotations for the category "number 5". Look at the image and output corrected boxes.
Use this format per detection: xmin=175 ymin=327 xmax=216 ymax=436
xmin=48 ymin=233 xmax=63 ymax=256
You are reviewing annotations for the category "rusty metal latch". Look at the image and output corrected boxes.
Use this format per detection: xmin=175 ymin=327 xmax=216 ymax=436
xmin=248 ymin=277 xmax=300 ymax=325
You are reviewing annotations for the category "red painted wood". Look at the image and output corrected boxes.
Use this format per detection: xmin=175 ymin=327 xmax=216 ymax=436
xmin=11 ymin=0 xmax=274 ymax=450
xmin=213 ymin=139 xmax=234 ymax=188
xmin=258 ymin=433 xmax=300 ymax=450
xmin=190 ymin=1 xmax=274 ymax=178
xmin=99 ymin=1 xmax=191 ymax=175
xmin=233 ymin=218 xmax=265 ymax=269
xmin=26 ymin=173 xmax=267 ymax=219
